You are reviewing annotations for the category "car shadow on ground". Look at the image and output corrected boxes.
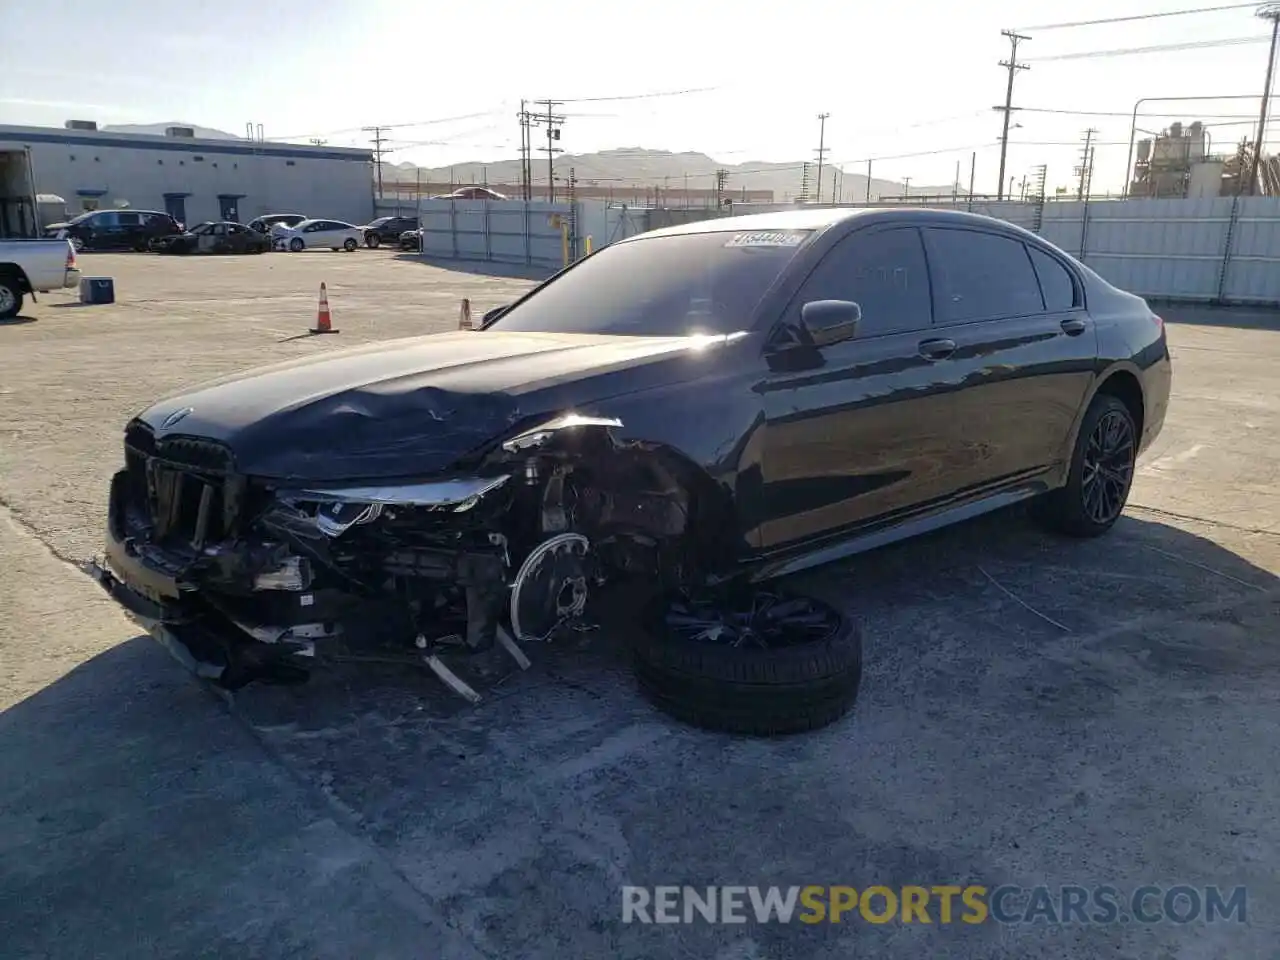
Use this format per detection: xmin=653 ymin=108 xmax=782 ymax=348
xmin=393 ymin=253 xmax=556 ymax=282
xmin=0 ymin=314 xmax=38 ymax=325
xmin=3 ymin=510 xmax=1278 ymax=959
xmin=1156 ymin=301 xmax=1280 ymax=331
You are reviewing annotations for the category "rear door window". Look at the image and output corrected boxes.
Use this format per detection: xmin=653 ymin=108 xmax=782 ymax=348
xmin=925 ymin=228 xmax=1044 ymax=324
xmin=1027 ymin=245 xmax=1079 ymax=311
xmin=793 ymin=226 xmax=932 ymax=337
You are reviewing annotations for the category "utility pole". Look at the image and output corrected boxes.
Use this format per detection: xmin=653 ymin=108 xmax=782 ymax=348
xmin=528 ymin=100 xmax=564 ymax=201
xmin=715 ymin=168 xmax=730 ymax=207
xmin=968 ymin=151 xmax=977 ymax=210
xmin=517 ymin=100 xmax=531 ymax=201
xmin=1076 ymin=127 xmax=1098 ymax=200
xmin=363 ymin=126 xmax=394 ymax=200
xmin=1249 ymin=5 xmax=1280 ymax=195
xmin=814 ymin=112 xmax=830 ymax=204
xmin=865 ymin=160 xmax=872 ymax=202
xmin=993 ymin=30 xmax=1030 ymax=200
xmin=902 ymin=175 xmax=912 ymax=198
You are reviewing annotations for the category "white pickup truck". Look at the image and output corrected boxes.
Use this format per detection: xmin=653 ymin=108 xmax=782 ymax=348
xmin=0 ymin=239 xmax=81 ymax=319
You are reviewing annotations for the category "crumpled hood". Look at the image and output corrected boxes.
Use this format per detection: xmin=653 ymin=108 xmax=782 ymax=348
xmin=137 ymin=330 xmax=710 ymax=482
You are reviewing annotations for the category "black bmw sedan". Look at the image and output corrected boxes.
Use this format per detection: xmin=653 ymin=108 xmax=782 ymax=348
xmin=95 ymin=207 xmax=1170 ymax=706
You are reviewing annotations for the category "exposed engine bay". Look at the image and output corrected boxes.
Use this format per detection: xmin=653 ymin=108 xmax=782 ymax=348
xmin=96 ymin=414 xmax=710 ymax=696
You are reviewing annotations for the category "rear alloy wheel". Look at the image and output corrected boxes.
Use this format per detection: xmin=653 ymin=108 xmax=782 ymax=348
xmin=1034 ymin=393 xmax=1137 ymax=537
xmin=366 ymin=233 xmax=381 ymax=248
xmin=289 ymin=237 xmax=304 ymax=252
xmin=631 ymin=586 xmax=862 ymax=736
xmin=343 ymin=238 xmax=358 ymax=252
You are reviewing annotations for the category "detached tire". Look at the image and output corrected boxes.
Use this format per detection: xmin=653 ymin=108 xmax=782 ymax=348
xmin=631 ymin=587 xmax=862 ymax=736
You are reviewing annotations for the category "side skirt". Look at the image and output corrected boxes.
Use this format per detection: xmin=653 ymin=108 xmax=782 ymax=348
xmin=747 ymin=475 xmax=1053 ymax=582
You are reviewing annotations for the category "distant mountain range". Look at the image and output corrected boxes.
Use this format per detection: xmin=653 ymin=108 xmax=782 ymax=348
xmin=377 ymin=148 xmax=950 ymax=200
xmin=102 ymin=122 xmax=243 ymax=140
xmin=99 ymin=124 xmax=949 ymax=198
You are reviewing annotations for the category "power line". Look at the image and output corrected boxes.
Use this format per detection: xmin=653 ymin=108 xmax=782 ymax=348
xmin=1017 ymin=105 xmax=1260 ymax=118
xmin=1017 ymin=2 xmax=1259 ymax=31
xmin=274 ymin=109 xmax=507 ymax=142
xmin=1026 ymin=35 xmax=1268 ymax=62
xmin=556 ymin=86 xmax=718 ymax=103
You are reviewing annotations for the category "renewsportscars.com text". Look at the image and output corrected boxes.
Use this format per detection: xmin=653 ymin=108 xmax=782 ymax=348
xmin=621 ymin=884 xmax=1247 ymax=925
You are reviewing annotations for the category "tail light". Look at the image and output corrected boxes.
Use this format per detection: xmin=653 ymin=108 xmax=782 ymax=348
xmin=1151 ymin=312 xmax=1164 ymax=333
xmin=65 ymin=243 xmax=77 ymax=270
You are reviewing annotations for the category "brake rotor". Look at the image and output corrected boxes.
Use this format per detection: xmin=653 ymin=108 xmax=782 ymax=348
xmin=509 ymin=533 xmax=591 ymax=642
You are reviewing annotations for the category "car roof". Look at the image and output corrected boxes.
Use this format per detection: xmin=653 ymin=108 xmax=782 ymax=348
xmin=630 ymin=205 xmax=1042 ymax=243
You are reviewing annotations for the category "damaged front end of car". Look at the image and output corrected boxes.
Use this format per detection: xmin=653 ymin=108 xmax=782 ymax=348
xmin=92 ymin=412 xmax=710 ymax=697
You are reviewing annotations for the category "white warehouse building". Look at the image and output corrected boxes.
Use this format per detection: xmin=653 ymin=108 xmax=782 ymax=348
xmin=0 ymin=122 xmax=374 ymax=236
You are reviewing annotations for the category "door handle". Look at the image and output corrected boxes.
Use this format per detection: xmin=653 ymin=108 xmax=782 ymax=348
xmin=1060 ymin=317 xmax=1088 ymax=335
xmin=918 ymin=338 xmax=957 ymax=360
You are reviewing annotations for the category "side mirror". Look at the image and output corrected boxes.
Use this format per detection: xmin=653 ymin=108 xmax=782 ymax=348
xmin=482 ymin=305 xmax=509 ymax=325
xmin=800 ymin=299 xmax=861 ymax=347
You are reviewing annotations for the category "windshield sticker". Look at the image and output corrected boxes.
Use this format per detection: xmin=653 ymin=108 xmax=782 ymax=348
xmin=724 ymin=231 xmax=807 ymax=248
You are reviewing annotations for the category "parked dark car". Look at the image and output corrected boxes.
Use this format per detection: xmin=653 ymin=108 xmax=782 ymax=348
xmin=246 ymin=213 xmax=306 ymax=235
xmin=93 ymin=208 xmax=1170 ymax=730
xmin=363 ymin=215 xmax=418 ymax=248
xmin=432 ymin=187 xmax=508 ymax=201
xmin=45 ymin=209 xmax=182 ymax=252
xmin=399 ymin=228 xmax=421 ymax=251
xmin=149 ymin=221 xmax=273 ymax=255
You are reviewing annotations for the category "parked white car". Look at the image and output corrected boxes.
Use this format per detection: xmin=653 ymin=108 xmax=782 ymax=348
xmin=274 ymin=219 xmax=362 ymax=252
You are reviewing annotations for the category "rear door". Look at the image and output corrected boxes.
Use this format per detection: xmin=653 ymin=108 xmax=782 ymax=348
xmin=758 ymin=224 xmax=964 ymax=549
xmin=115 ymin=211 xmax=143 ymax=249
xmin=920 ymin=226 xmax=1097 ymax=488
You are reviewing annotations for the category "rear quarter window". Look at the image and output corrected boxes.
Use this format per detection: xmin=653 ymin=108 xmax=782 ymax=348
xmin=925 ymin=227 xmax=1045 ymax=323
xmin=1027 ymin=246 xmax=1079 ymax=311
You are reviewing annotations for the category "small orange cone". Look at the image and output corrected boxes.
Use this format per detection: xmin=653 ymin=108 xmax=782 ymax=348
xmin=310 ymin=282 xmax=339 ymax=335
xmin=458 ymin=297 xmax=473 ymax=330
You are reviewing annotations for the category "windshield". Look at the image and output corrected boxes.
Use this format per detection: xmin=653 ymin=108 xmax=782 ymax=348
xmin=489 ymin=229 xmax=812 ymax=336
xmin=367 ymin=217 xmax=391 ymax=227
xmin=191 ymin=223 xmax=215 ymax=235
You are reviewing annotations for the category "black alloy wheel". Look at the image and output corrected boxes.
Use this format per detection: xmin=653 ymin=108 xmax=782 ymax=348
xmin=1081 ymin=409 xmax=1135 ymax=526
xmin=662 ymin=590 xmax=843 ymax=650
xmin=1033 ymin=392 xmax=1138 ymax=537
xmin=366 ymin=232 xmax=381 ymax=248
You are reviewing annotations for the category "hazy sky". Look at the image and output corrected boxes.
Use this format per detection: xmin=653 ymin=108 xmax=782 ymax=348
xmin=1 ymin=0 xmax=1276 ymax=194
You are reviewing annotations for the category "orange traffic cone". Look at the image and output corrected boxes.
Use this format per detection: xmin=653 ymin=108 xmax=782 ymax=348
xmin=458 ymin=297 xmax=473 ymax=330
xmin=310 ymin=282 xmax=339 ymax=335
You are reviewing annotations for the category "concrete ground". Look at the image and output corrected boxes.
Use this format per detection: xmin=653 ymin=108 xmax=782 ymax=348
xmin=1 ymin=251 xmax=1277 ymax=959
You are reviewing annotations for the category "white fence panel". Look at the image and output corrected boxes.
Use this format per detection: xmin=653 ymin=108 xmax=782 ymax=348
xmin=407 ymin=192 xmax=1280 ymax=305
xmin=1079 ymin=198 xmax=1229 ymax=302
xmin=1222 ymin=196 xmax=1280 ymax=302
xmin=414 ymin=198 xmax=571 ymax=269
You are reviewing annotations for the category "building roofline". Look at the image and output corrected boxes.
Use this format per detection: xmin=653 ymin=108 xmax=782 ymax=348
xmin=0 ymin=124 xmax=373 ymax=162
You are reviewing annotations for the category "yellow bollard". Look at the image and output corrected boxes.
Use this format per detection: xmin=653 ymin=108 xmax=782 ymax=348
xmin=585 ymin=235 xmax=593 ymax=256
xmin=561 ymin=223 xmax=570 ymax=267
